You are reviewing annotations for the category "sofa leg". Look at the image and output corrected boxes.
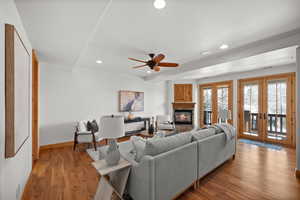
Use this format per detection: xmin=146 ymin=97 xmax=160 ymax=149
xmin=233 ymin=154 xmax=236 ymax=160
xmin=193 ymin=182 xmax=197 ymax=190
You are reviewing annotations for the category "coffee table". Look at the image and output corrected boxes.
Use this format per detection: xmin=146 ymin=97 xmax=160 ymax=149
xmin=138 ymin=129 xmax=178 ymax=138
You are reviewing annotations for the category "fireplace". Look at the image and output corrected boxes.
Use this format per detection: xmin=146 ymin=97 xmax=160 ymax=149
xmin=174 ymin=109 xmax=193 ymax=125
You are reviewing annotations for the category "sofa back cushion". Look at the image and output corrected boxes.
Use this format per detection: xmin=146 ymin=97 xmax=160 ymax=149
xmin=144 ymin=133 xmax=192 ymax=157
xmin=191 ymin=128 xmax=215 ymax=141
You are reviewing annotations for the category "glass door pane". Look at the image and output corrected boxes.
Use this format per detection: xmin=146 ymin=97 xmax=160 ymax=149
xmin=217 ymin=87 xmax=229 ymax=123
xmin=266 ymin=80 xmax=287 ymax=141
xmin=242 ymin=83 xmax=259 ymax=137
xmin=203 ymin=88 xmax=212 ymax=126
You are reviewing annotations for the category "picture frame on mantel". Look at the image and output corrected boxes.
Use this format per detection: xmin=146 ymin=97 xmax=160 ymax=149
xmin=5 ymin=24 xmax=31 ymax=158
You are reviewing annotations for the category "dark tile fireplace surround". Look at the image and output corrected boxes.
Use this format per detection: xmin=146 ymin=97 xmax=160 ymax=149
xmin=172 ymin=102 xmax=196 ymax=126
xmin=174 ymin=109 xmax=193 ymax=125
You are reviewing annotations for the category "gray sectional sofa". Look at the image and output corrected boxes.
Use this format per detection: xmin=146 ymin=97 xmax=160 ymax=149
xmin=118 ymin=128 xmax=236 ymax=200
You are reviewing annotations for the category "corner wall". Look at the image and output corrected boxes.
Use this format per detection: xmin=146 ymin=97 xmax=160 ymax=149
xmin=0 ymin=0 xmax=33 ymax=199
xmin=39 ymin=63 xmax=168 ymax=145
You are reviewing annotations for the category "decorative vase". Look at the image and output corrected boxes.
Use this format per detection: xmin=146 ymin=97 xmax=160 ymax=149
xmin=148 ymin=116 xmax=155 ymax=134
xmin=128 ymin=111 xmax=134 ymax=120
xmin=105 ymin=139 xmax=121 ymax=166
xmin=149 ymin=124 xmax=154 ymax=134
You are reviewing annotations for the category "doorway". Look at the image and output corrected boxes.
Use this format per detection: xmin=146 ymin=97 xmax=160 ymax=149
xmin=238 ymin=73 xmax=296 ymax=147
xmin=199 ymin=81 xmax=233 ymax=128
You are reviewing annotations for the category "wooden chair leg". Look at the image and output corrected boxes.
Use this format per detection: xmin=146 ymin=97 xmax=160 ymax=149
xmin=73 ymin=132 xmax=78 ymax=151
xmin=92 ymin=132 xmax=97 ymax=151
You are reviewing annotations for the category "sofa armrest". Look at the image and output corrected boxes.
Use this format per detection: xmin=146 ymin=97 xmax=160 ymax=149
xmin=128 ymin=156 xmax=155 ymax=200
xmin=152 ymin=142 xmax=197 ymax=200
xmin=197 ymin=133 xmax=236 ymax=179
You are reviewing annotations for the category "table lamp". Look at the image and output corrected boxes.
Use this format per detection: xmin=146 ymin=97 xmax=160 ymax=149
xmin=100 ymin=115 xmax=125 ymax=166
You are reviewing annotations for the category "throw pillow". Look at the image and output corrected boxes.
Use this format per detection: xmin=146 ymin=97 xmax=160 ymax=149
xmin=87 ymin=121 xmax=92 ymax=131
xmin=90 ymin=120 xmax=99 ymax=132
xmin=86 ymin=120 xmax=99 ymax=132
xmin=191 ymin=128 xmax=215 ymax=141
xmin=130 ymin=136 xmax=146 ymax=162
xmin=78 ymin=121 xmax=87 ymax=132
xmin=144 ymin=133 xmax=192 ymax=157
xmin=209 ymin=125 xmax=223 ymax=134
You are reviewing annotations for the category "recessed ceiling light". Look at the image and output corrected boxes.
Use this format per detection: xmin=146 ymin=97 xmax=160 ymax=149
xmin=201 ymin=51 xmax=211 ymax=55
xmin=154 ymin=0 xmax=166 ymax=9
xmin=220 ymin=44 xmax=229 ymax=50
xmin=147 ymin=70 xmax=152 ymax=74
xmin=96 ymin=60 xmax=103 ymax=64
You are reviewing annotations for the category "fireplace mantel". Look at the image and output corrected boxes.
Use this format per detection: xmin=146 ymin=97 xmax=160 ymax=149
xmin=172 ymin=102 xmax=195 ymax=109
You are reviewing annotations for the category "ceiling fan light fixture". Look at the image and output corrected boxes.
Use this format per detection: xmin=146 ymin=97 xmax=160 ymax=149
xmin=220 ymin=44 xmax=229 ymax=50
xmin=201 ymin=51 xmax=211 ymax=55
xmin=154 ymin=0 xmax=166 ymax=9
xmin=154 ymin=66 xmax=160 ymax=71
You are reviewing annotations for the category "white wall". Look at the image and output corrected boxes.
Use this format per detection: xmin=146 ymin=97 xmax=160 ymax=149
xmin=39 ymin=63 xmax=168 ymax=145
xmin=0 ymin=1 xmax=32 ymax=200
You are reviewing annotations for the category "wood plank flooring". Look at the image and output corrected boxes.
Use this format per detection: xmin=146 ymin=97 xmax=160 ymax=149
xmin=22 ymin=141 xmax=300 ymax=200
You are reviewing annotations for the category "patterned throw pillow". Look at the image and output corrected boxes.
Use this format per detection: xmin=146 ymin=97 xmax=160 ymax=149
xmin=87 ymin=120 xmax=99 ymax=132
xmin=91 ymin=120 xmax=99 ymax=132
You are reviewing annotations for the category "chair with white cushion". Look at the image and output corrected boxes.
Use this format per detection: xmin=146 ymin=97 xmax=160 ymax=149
xmin=156 ymin=115 xmax=175 ymax=131
xmin=73 ymin=120 xmax=103 ymax=151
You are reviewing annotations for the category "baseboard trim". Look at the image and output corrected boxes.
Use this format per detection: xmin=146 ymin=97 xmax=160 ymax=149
xmin=40 ymin=140 xmax=109 ymax=151
xmin=296 ymin=169 xmax=300 ymax=179
xmin=40 ymin=141 xmax=74 ymax=151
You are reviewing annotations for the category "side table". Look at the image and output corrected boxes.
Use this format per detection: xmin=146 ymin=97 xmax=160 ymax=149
xmin=92 ymin=158 xmax=131 ymax=200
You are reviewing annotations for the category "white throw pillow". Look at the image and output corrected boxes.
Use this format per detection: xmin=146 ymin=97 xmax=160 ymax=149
xmin=130 ymin=136 xmax=146 ymax=162
xmin=78 ymin=120 xmax=87 ymax=132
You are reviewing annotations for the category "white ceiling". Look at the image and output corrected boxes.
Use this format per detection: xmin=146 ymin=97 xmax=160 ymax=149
xmin=174 ymin=46 xmax=296 ymax=80
xmin=16 ymin=0 xmax=300 ymax=79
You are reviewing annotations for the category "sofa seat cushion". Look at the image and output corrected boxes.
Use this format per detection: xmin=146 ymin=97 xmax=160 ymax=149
xmin=144 ymin=133 xmax=192 ymax=157
xmin=191 ymin=128 xmax=215 ymax=141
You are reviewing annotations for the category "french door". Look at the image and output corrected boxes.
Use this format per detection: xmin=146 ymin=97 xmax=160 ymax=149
xmin=199 ymin=81 xmax=233 ymax=128
xmin=238 ymin=73 xmax=296 ymax=146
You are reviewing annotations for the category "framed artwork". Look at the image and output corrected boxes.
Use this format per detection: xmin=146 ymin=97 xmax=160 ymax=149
xmin=5 ymin=24 xmax=31 ymax=158
xmin=119 ymin=91 xmax=144 ymax=112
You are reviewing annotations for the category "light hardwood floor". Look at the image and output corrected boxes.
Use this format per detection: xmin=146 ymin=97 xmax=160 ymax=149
xmin=22 ymin=141 xmax=300 ymax=200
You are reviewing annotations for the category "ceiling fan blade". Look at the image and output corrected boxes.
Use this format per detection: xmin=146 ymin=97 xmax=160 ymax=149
xmin=132 ymin=64 xmax=147 ymax=69
xmin=128 ymin=58 xmax=147 ymax=63
xmin=158 ymin=62 xmax=179 ymax=67
xmin=153 ymin=54 xmax=165 ymax=63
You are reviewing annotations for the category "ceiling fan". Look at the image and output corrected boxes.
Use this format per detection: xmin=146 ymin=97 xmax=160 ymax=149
xmin=128 ymin=53 xmax=179 ymax=72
